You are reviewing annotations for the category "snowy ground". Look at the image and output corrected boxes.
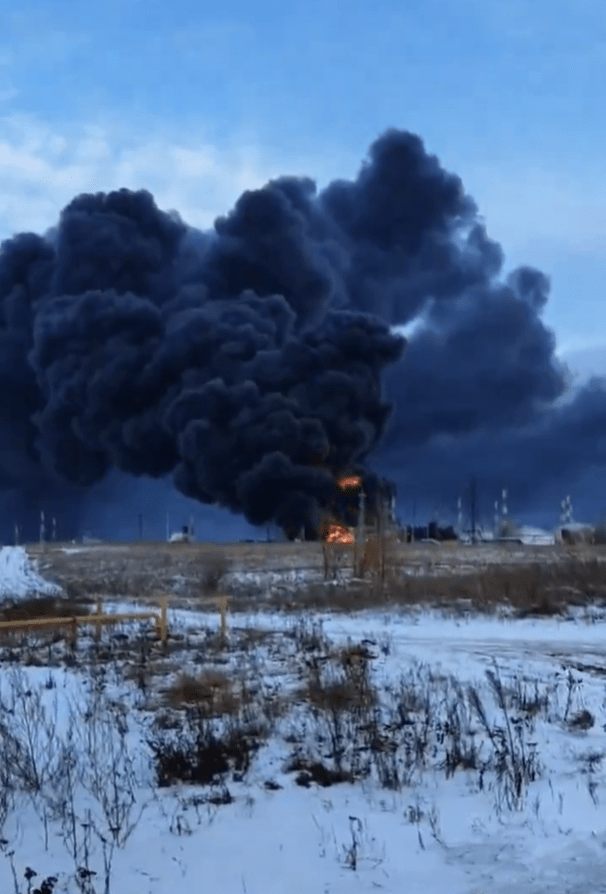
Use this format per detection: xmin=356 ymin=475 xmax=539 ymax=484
xmin=0 ymin=547 xmax=606 ymax=892
xmin=0 ymin=546 xmax=61 ymax=598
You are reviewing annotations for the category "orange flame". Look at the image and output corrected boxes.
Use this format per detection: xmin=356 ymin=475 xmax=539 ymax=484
xmin=337 ymin=475 xmax=362 ymax=491
xmin=325 ymin=524 xmax=355 ymax=544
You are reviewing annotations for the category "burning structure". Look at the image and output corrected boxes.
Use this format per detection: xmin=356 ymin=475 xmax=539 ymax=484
xmin=315 ymin=472 xmax=398 ymax=544
xmin=319 ymin=473 xmax=361 ymax=544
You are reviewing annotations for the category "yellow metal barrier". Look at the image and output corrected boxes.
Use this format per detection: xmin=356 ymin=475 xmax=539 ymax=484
xmin=0 ymin=594 xmax=168 ymax=645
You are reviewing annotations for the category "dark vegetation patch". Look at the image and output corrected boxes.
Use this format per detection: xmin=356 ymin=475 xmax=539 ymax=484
xmin=287 ymin=756 xmax=355 ymax=787
xmin=567 ymin=709 xmax=595 ymax=731
xmin=147 ymin=707 xmax=265 ymax=787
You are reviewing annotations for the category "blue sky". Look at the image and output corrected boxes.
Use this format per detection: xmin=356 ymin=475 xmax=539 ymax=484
xmin=0 ymin=0 xmax=604 ymax=368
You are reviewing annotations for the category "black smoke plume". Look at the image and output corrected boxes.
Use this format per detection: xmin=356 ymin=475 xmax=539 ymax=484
xmin=0 ymin=168 xmax=404 ymax=541
xmin=1 ymin=128 xmax=604 ymax=541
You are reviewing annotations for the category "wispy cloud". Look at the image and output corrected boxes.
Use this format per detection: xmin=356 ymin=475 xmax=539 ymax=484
xmin=0 ymin=113 xmax=290 ymax=240
xmin=1 ymin=108 xmax=604 ymax=287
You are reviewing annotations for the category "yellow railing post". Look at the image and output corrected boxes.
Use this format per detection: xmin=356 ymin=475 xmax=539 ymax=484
xmin=0 ymin=608 xmax=164 ymax=642
xmin=159 ymin=594 xmax=168 ymax=646
xmin=95 ymin=599 xmax=103 ymax=642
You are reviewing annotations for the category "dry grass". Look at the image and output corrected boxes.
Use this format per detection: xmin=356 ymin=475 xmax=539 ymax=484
xmin=22 ymin=538 xmax=606 ymax=618
xmin=297 ymin=643 xmax=376 ymax=714
xmin=299 ymin=674 xmax=373 ymax=714
xmin=284 ymin=553 xmax=606 ymax=616
xmin=165 ymin=669 xmax=242 ymax=715
xmin=238 ymin=626 xmax=273 ymax=648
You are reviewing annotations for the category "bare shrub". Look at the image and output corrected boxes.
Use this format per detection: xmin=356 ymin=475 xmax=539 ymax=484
xmin=0 ymin=739 xmax=13 ymax=836
xmin=468 ymin=663 xmax=541 ymax=811
xmin=300 ymin=647 xmax=375 ymax=716
xmin=0 ymin=667 xmax=60 ymax=796
xmin=166 ymin=670 xmax=241 ymax=715
xmin=508 ymin=678 xmax=550 ymax=718
xmin=147 ymin=708 xmax=263 ymax=787
xmin=294 ymin=644 xmax=378 ymax=778
xmin=288 ymin=617 xmax=330 ymax=653
xmin=360 ymin=533 xmax=398 ymax=580
xmin=199 ymin=552 xmax=229 ymax=594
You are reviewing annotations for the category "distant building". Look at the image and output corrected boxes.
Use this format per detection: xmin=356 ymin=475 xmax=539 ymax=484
xmin=168 ymin=523 xmax=195 ymax=543
xmin=556 ymin=523 xmax=594 ymax=545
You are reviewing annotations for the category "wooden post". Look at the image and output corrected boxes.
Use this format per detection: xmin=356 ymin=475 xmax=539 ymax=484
xmin=70 ymin=616 xmax=77 ymax=648
xmin=159 ymin=594 xmax=168 ymax=646
xmin=95 ymin=599 xmax=103 ymax=642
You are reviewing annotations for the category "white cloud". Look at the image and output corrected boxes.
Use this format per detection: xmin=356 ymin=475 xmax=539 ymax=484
xmin=0 ymin=113 xmax=291 ymax=240
xmin=2 ymin=109 xmax=603 ymax=283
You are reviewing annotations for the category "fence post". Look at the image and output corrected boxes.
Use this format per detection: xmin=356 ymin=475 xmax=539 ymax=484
xmin=159 ymin=594 xmax=168 ymax=646
xmin=95 ymin=599 xmax=103 ymax=642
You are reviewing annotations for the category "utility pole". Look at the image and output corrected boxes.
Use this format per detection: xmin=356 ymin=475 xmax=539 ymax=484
xmin=560 ymin=495 xmax=572 ymax=526
xmin=470 ymin=476 xmax=477 ymax=543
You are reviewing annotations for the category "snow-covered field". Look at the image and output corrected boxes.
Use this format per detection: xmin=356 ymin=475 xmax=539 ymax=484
xmin=0 ymin=546 xmax=606 ymax=893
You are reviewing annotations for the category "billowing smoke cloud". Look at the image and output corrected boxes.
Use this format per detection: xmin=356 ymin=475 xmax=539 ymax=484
xmin=0 ymin=164 xmax=404 ymax=540
xmin=0 ymin=127 xmax=604 ymax=540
